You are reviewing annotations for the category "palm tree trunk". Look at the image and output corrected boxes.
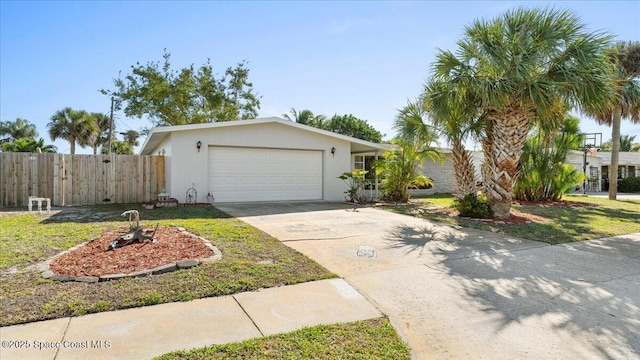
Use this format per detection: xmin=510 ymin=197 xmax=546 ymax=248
xmin=483 ymin=106 xmax=533 ymax=218
xmin=452 ymin=137 xmax=477 ymax=197
xmin=609 ymin=106 xmax=622 ymax=200
xmin=69 ymin=137 xmax=76 ymax=155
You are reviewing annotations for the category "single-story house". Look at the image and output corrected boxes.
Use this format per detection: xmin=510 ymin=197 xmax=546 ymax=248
xmin=139 ymin=117 xmax=391 ymax=203
xmin=419 ymin=148 xmax=640 ymax=194
xmin=595 ymin=151 xmax=640 ymax=190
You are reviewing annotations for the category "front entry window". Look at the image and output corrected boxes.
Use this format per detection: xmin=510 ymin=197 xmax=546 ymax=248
xmin=354 ymin=155 xmax=376 ymax=181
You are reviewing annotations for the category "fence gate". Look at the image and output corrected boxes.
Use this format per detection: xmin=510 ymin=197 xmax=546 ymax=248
xmin=0 ymin=153 xmax=165 ymax=208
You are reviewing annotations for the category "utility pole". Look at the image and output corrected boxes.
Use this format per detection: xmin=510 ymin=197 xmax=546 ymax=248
xmin=107 ymin=97 xmax=114 ymax=154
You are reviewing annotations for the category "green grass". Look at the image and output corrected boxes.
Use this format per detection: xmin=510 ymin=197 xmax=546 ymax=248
xmin=388 ymin=194 xmax=640 ymax=244
xmin=410 ymin=193 xmax=455 ymax=207
xmin=155 ymin=318 xmax=410 ymax=360
xmin=0 ymin=205 xmax=336 ymax=326
xmin=0 ymin=215 xmax=111 ymax=269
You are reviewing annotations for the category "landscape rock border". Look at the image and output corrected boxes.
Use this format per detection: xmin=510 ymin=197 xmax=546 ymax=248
xmin=40 ymin=226 xmax=222 ymax=283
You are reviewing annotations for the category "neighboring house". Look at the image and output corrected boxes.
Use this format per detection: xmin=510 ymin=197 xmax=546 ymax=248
xmin=419 ymin=149 xmax=640 ymax=194
xmin=596 ymin=151 xmax=640 ymax=191
xmin=139 ymin=117 xmax=390 ymax=203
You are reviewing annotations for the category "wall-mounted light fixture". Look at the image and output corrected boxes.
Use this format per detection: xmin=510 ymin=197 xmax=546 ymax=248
xmin=331 ymin=147 xmax=336 ymax=156
xmin=197 ymin=141 xmax=202 ymax=152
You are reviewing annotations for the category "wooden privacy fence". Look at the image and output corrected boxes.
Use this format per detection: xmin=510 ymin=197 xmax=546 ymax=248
xmin=0 ymin=153 xmax=165 ymax=208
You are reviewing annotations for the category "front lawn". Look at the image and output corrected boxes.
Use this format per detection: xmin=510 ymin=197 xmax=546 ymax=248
xmin=388 ymin=194 xmax=640 ymax=244
xmin=155 ymin=318 xmax=410 ymax=360
xmin=0 ymin=205 xmax=336 ymax=326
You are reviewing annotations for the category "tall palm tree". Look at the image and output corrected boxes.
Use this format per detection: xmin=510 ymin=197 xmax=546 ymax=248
xmin=432 ymin=7 xmax=613 ymax=217
xmin=586 ymin=41 xmax=640 ymax=199
xmin=282 ymin=108 xmax=326 ymax=128
xmin=423 ymin=79 xmax=485 ymax=198
xmin=48 ymin=108 xmax=98 ymax=154
xmin=393 ymin=96 xmax=477 ymax=197
xmin=87 ymin=112 xmax=111 ymax=155
xmin=0 ymin=118 xmax=38 ymax=143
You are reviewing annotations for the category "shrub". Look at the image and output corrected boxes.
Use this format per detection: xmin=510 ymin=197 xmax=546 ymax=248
xmin=452 ymin=193 xmax=493 ymax=218
xmin=619 ymin=176 xmax=640 ymax=193
xmin=338 ymin=170 xmax=369 ymax=203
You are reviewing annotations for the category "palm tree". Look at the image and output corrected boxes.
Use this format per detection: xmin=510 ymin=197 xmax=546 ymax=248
xmin=1 ymin=138 xmax=57 ymax=153
xmin=121 ymin=130 xmax=140 ymax=148
xmin=380 ymin=102 xmax=442 ymax=202
xmin=101 ymin=139 xmax=133 ymax=155
xmin=586 ymin=41 xmax=640 ymax=199
xmin=0 ymin=118 xmax=38 ymax=143
xmin=48 ymin=108 xmax=98 ymax=154
xmin=282 ymin=108 xmax=326 ymax=128
xmin=515 ymin=115 xmax=584 ymax=201
xmin=393 ymin=96 xmax=477 ymax=198
xmin=423 ymin=80 xmax=485 ymax=198
xmin=601 ymin=135 xmax=640 ymax=151
xmin=88 ymin=112 xmax=111 ymax=155
xmin=620 ymin=135 xmax=639 ymax=152
xmin=432 ymin=7 xmax=613 ymax=217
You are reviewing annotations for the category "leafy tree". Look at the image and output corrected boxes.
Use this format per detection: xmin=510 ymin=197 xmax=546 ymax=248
xmin=48 ymin=108 xmax=98 ymax=154
xmin=323 ymin=114 xmax=383 ymax=143
xmin=585 ymin=41 xmax=640 ymax=199
xmin=432 ymin=7 xmax=613 ymax=217
xmin=105 ymin=50 xmax=261 ymax=126
xmin=1 ymin=138 xmax=57 ymax=153
xmin=101 ymin=140 xmax=133 ymax=155
xmin=515 ymin=115 xmax=585 ymax=201
xmin=282 ymin=108 xmax=326 ymax=128
xmin=0 ymin=118 xmax=38 ymax=144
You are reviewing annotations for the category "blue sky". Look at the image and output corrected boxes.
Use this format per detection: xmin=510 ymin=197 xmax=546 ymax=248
xmin=1 ymin=1 xmax=639 ymax=154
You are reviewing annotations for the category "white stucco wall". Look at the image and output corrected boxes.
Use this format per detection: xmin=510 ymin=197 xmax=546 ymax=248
xmin=156 ymin=122 xmax=352 ymax=202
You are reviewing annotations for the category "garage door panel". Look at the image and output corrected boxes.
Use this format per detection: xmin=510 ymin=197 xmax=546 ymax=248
xmin=209 ymin=147 xmax=322 ymax=202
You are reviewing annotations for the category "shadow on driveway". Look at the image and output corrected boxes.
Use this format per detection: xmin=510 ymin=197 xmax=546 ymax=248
xmin=386 ymin=225 xmax=640 ymax=359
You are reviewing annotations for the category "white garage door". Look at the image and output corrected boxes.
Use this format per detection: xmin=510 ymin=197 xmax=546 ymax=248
xmin=208 ymin=147 xmax=323 ymax=202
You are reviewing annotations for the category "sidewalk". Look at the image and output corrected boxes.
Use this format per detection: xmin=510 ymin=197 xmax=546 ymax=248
xmin=0 ymin=279 xmax=381 ymax=360
xmin=567 ymin=191 xmax=640 ymax=200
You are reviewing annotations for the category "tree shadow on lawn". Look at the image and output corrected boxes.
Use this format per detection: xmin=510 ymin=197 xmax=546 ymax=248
xmin=38 ymin=204 xmax=232 ymax=224
xmin=386 ymin=223 xmax=639 ymax=359
xmin=515 ymin=202 xmax=640 ymax=242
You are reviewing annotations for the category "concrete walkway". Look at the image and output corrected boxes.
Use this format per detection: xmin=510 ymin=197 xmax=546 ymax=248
xmin=567 ymin=192 xmax=640 ymax=200
xmin=0 ymin=279 xmax=381 ymax=360
xmin=217 ymin=202 xmax=640 ymax=360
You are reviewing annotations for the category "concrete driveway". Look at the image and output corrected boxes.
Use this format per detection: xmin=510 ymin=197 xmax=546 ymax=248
xmin=215 ymin=202 xmax=640 ymax=359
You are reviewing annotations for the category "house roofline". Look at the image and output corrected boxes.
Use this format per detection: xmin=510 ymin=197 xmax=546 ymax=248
xmin=139 ymin=117 xmax=391 ymax=155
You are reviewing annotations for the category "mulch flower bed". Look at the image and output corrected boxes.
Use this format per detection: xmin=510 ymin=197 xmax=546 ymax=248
xmin=49 ymin=227 xmax=214 ymax=277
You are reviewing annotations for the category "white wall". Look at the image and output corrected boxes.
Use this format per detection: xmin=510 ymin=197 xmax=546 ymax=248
xmin=162 ymin=122 xmax=351 ymax=202
xmin=419 ymin=153 xmax=456 ymax=193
